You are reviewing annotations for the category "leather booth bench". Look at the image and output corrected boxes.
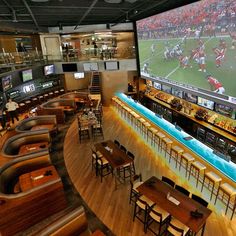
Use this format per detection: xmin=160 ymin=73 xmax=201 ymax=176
xmin=15 ymin=115 xmax=58 ymax=135
xmin=0 ymin=155 xmax=67 ymax=236
xmin=33 ymin=206 xmax=106 ymax=236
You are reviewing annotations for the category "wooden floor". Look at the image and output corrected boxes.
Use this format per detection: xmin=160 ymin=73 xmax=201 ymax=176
xmin=64 ymin=106 xmax=236 ymax=236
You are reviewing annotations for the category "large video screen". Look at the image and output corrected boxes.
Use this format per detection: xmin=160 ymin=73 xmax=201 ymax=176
xmin=136 ymin=0 xmax=236 ymax=100
xmin=2 ymin=75 xmax=12 ymax=91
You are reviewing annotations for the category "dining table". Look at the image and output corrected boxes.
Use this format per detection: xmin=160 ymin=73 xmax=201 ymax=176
xmin=30 ymin=124 xmax=55 ymax=131
xmin=94 ymin=140 xmax=133 ymax=188
xmin=137 ymin=176 xmax=212 ymax=236
xmin=19 ymin=165 xmax=59 ymax=192
xmin=18 ymin=141 xmax=49 ymax=155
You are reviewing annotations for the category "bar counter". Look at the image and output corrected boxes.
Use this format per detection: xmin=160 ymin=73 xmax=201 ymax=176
xmin=116 ymin=92 xmax=236 ymax=183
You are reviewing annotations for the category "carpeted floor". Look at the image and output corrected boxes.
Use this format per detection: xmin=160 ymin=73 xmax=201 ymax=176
xmin=15 ymin=114 xmax=114 ymax=236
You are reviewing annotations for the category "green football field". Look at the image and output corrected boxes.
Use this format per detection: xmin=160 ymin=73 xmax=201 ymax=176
xmin=138 ymin=37 xmax=236 ymax=97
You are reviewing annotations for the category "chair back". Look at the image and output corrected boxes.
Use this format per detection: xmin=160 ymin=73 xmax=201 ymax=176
xmin=127 ymin=151 xmax=135 ymax=160
xmin=161 ymin=176 xmax=175 ymax=187
xmin=120 ymin=145 xmax=127 ymax=153
xmin=175 ymin=185 xmax=190 ymax=196
xmin=149 ymin=207 xmax=163 ymax=223
xmin=168 ymin=221 xmax=185 ymax=236
xmin=114 ymin=140 xmax=120 ymax=147
xmin=130 ymin=173 xmax=142 ymax=188
xmin=191 ymin=194 xmax=208 ymax=207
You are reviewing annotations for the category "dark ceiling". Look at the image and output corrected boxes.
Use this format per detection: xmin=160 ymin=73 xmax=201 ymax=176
xmin=0 ymin=0 xmax=198 ymax=33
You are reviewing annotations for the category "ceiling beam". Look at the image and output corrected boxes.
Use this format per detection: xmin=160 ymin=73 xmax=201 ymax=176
xmin=21 ymin=0 xmax=40 ymax=30
xmin=74 ymin=0 xmax=99 ymax=30
xmin=1 ymin=0 xmax=15 ymax=11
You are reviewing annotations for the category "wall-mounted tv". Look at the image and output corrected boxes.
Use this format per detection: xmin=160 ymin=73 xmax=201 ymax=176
xmin=153 ymin=82 xmax=161 ymax=90
xmin=83 ymin=62 xmax=98 ymax=72
xmin=215 ymin=103 xmax=234 ymax=118
xmin=162 ymin=84 xmax=171 ymax=94
xmin=23 ymin=84 xmax=35 ymax=93
xmin=104 ymin=61 xmax=119 ymax=70
xmin=197 ymin=97 xmax=215 ymax=110
xmin=74 ymin=72 xmax=85 ymax=79
xmin=183 ymin=92 xmax=197 ymax=104
xmin=2 ymin=75 xmax=12 ymax=91
xmin=62 ymin=63 xmax=77 ymax=72
xmin=172 ymin=88 xmax=183 ymax=98
xmin=22 ymin=69 xmax=33 ymax=82
xmin=44 ymin=64 xmax=55 ymax=75
xmin=136 ymin=0 xmax=236 ymax=101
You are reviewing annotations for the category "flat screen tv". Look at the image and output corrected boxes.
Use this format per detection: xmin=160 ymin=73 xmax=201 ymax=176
xmin=153 ymin=82 xmax=161 ymax=90
xmin=172 ymin=88 xmax=183 ymax=98
xmin=44 ymin=64 xmax=55 ymax=75
xmin=83 ymin=62 xmax=98 ymax=72
xmin=22 ymin=69 xmax=33 ymax=82
xmin=162 ymin=84 xmax=171 ymax=94
xmin=183 ymin=92 xmax=197 ymax=104
xmin=62 ymin=63 xmax=77 ymax=72
xmin=136 ymin=0 xmax=236 ymax=101
xmin=197 ymin=97 xmax=215 ymax=110
xmin=104 ymin=61 xmax=119 ymax=70
xmin=215 ymin=103 xmax=234 ymax=118
xmin=2 ymin=75 xmax=12 ymax=91
xmin=74 ymin=72 xmax=85 ymax=79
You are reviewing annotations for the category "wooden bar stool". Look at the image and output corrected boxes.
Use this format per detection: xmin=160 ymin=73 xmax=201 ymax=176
xmin=161 ymin=137 xmax=173 ymax=157
xmin=154 ymin=132 xmax=165 ymax=150
xmin=19 ymin=102 xmax=26 ymax=114
xmin=169 ymin=145 xmax=184 ymax=168
xmin=201 ymin=171 xmax=222 ymax=201
xmin=179 ymin=153 xmax=195 ymax=177
xmin=215 ymin=183 xmax=236 ymax=217
xmin=188 ymin=161 xmax=206 ymax=187
xmin=24 ymin=100 xmax=32 ymax=111
xmin=147 ymin=127 xmax=158 ymax=146
xmin=142 ymin=121 xmax=151 ymax=140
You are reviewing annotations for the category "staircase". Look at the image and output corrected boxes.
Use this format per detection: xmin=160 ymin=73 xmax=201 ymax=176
xmin=89 ymin=72 xmax=101 ymax=95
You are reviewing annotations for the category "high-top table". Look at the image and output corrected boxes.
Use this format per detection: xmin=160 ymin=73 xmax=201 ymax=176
xmin=95 ymin=140 xmax=133 ymax=188
xmin=137 ymin=176 xmax=212 ymax=236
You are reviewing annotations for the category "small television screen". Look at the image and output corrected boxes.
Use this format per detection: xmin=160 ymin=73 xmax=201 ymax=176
xmin=23 ymin=84 xmax=35 ymax=93
xmin=215 ymin=103 xmax=234 ymax=118
xmin=153 ymin=82 xmax=161 ymax=90
xmin=104 ymin=61 xmax=119 ymax=70
xmin=183 ymin=92 xmax=198 ymax=104
xmin=83 ymin=62 xmax=98 ymax=72
xmin=62 ymin=63 xmax=78 ymax=72
xmin=2 ymin=75 xmax=12 ymax=91
xmin=197 ymin=97 xmax=215 ymax=110
xmin=44 ymin=64 xmax=55 ymax=75
xmin=22 ymin=69 xmax=33 ymax=82
xmin=172 ymin=88 xmax=183 ymax=98
xmin=162 ymin=84 xmax=171 ymax=94
xmin=74 ymin=72 xmax=85 ymax=79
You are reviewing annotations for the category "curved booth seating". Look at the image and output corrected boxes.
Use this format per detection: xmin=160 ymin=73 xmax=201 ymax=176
xmin=1 ymin=130 xmax=51 ymax=160
xmin=15 ymin=115 xmax=58 ymax=135
xmin=60 ymin=91 xmax=89 ymax=100
xmin=33 ymin=206 xmax=94 ymax=236
xmin=0 ymin=155 xmax=67 ymax=236
xmin=37 ymin=99 xmax=76 ymax=124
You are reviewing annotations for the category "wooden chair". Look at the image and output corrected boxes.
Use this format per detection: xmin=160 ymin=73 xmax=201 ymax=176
xmin=167 ymin=218 xmax=190 ymax=236
xmin=146 ymin=204 xmax=170 ymax=236
xmin=92 ymin=121 xmax=104 ymax=140
xmin=78 ymin=120 xmax=90 ymax=143
xmin=114 ymin=139 xmax=120 ymax=147
xmin=129 ymin=174 xmax=143 ymax=204
xmin=161 ymin=176 xmax=175 ymax=188
xmin=191 ymin=194 xmax=208 ymax=207
xmin=175 ymin=185 xmax=190 ymax=197
xmin=120 ymin=145 xmax=127 ymax=153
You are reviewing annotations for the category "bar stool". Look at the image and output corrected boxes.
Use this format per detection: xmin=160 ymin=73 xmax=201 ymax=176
xmin=142 ymin=121 xmax=151 ymax=139
xmin=147 ymin=127 xmax=158 ymax=146
xmin=169 ymin=145 xmax=184 ymax=168
xmin=19 ymin=102 xmax=26 ymax=114
xmin=201 ymin=171 xmax=222 ymax=201
xmin=215 ymin=183 xmax=236 ymax=218
xmin=161 ymin=137 xmax=173 ymax=158
xmin=48 ymin=92 xmax=54 ymax=99
xmin=43 ymin=93 xmax=49 ymax=101
xmin=188 ymin=161 xmax=206 ymax=187
xmin=179 ymin=153 xmax=195 ymax=177
xmin=24 ymin=100 xmax=32 ymax=111
xmin=31 ymin=97 xmax=38 ymax=107
xmin=54 ymin=90 xmax=59 ymax=97
xmin=59 ymin=88 xmax=65 ymax=94
xmin=154 ymin=132 xmax=165 ymax=150
xmin=38 ymin=95 xmax=44 ymax=103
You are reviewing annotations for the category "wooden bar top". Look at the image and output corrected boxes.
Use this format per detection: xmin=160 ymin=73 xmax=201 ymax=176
xmin=18 ymin=142 xmax=49 ymax=155
xmin=19 ymin=165 xmax=59 ymax=192
xmin=94 ymin=140 xmax=133 ymax=169
xmin=137 ymin=176 xmax=212 ymax=234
